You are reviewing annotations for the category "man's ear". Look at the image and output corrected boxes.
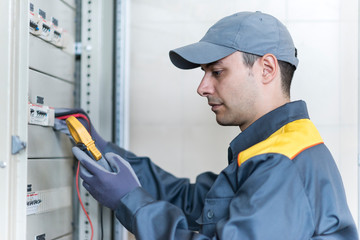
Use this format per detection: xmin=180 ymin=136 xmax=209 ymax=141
xmin=260 ymin=54 xmax=278 ymax=84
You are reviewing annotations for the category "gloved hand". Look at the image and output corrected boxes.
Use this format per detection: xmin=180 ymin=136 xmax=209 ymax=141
xmin=72 ymin=146 xmax=141 ymax=210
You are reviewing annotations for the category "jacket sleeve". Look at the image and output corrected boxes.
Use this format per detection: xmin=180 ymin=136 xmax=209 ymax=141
xmin=104 ymin=142 xmax=217 ymax=229
xmin=295 ymin=144 xmax=359 ymax=239
xmin=114 ymin=152 xmax=358 ymax=240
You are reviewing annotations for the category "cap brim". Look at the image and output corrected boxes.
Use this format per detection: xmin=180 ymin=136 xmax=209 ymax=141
xmin=169 ymin=41 xmax=237 ymax=69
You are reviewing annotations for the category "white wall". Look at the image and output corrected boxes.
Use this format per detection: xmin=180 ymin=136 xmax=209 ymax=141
xmin=288 ymin=0 xmax=359 ymax=226
xmin=129 ymin=0 xmax=358 ymax=226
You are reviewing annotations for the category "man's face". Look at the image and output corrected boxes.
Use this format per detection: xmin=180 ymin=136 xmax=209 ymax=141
xmin=198 ymin=51 xmax=260 ymax=130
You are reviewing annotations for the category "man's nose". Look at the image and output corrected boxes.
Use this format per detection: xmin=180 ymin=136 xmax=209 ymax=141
xmin=197 ymin=74 xmax=214 ymax=97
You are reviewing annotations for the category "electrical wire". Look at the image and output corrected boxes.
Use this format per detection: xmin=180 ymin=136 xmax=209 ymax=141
xmin=76 ymin=160 xmax=94 ymax=240
xmin=56 ymin=113 xmax=94 ymax=240
xmin=100 ymin=204 xmax=104 ymax=240
xmin=56 ymin=113 xmax=90 ymax=127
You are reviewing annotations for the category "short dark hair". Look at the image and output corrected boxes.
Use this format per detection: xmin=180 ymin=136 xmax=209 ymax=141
xmin=242 ymin=52 xmax=296 ymax=98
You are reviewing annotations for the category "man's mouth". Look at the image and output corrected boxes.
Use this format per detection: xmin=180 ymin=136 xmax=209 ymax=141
xmin=208 ymin=102 xmax=223 ymax=112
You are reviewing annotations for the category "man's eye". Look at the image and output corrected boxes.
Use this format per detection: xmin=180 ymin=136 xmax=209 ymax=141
xmin=213 ymin=70 xmax=222 ymax=76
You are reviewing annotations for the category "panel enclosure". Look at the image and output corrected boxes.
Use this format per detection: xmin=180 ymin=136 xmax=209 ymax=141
xmin=29 ymin=36 xmax=75 ymax=82
xmin=27 ymin=0 xmax=77 ymax=239
xmin=27 ymin=159 xmax=73 ymax=239
xmin=28 ymin=69 xmax=74 ymax=108
xmin=26 ymin=208 xmax=73 ymax=240
xmin=2 ymin=0 xmax=116 ymax=239
xmin=27 ymin=125 xmax=73 ymax=158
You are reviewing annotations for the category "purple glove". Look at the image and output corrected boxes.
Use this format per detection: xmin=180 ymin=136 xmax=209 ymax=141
xmin=72 ymin=146 xmax=141 ymax=210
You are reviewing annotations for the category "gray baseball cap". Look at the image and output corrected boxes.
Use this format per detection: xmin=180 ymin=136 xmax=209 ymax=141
xmin=169 ymin=11 xmax=298 ymax=69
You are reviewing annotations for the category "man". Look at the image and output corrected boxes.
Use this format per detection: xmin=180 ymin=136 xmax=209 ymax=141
xmin=70 ymin=11 xmax=358 ymax=239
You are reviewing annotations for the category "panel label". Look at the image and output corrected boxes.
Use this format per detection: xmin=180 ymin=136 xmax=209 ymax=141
xmin=27 ymin=192 xmax=42 ymax=215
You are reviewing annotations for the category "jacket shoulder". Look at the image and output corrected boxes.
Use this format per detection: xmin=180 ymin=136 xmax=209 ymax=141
xmin=238 ymin=119 xmax=323 ymax=166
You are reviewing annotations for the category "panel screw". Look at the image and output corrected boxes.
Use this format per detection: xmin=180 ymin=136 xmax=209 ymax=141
xmin=0 ymin=161 xmax=7 ymax=168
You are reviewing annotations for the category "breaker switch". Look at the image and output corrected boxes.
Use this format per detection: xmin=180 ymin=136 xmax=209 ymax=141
xmin=28 ymin=103 xmax=55 ymax=127
xmin=38 ymin=8 xmax=51 ymax=41
xmin=50 ymin=17 xmax=64 ymax=48
xmin=30 ymin=20 xmax=39 ymax=31
xmin=29 ymin=3 xmax=41 ymax=36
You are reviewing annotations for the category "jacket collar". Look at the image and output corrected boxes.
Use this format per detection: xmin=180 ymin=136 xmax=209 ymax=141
xmin=228 ymin=100 xmax=309 ymax=164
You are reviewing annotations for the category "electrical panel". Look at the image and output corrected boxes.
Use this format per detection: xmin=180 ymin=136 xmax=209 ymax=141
xmin=27 ymin=0 xmax=75 ymax=239
xmin=25 ymin=0 xmax=117 ymax=239
xmin=1 ymin=0 xmax=117 ymax=238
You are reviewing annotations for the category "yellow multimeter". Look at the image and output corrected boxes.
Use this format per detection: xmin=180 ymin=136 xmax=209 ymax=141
xmin=65 ymin=116 xmax=102 ymax=160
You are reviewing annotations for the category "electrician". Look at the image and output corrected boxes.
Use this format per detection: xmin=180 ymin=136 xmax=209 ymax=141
xmin=57 ymin=11 xmax=358 ymax=239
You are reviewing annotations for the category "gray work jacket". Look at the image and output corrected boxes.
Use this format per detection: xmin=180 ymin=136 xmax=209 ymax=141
xmin=107 ymin=100 xmax=358 ymax=239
